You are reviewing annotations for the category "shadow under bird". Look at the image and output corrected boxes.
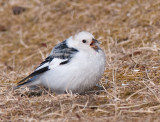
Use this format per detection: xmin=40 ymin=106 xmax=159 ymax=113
xmin=15 ymin=31 xmax=106 ymax=94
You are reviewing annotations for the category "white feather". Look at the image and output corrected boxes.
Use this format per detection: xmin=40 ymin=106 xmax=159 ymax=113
xmin=35 ymin=62 xmax=49 ymax=71
xmin=40 ymin=49 xmax=106 ymax=93
xmin=49 ymin=58 xmax=68 ymax=69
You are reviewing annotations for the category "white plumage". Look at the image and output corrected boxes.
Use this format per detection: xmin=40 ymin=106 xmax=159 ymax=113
xmin=16 ymin=31 xmax=106 ymax=94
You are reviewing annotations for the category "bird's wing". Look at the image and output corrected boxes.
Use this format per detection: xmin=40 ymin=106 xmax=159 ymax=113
xmin=16 ymin=40 xmax=78 ymax=87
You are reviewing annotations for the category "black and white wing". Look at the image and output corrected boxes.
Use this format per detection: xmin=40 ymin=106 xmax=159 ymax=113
xmin=16 ymin=40 xmax=78 ymax=88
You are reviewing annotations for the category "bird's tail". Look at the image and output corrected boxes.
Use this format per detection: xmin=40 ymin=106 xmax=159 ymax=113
xmin=13 ymin=78 xmax=34 ymax=90
xmin=14 ymin=75 xmax=40 ymax=90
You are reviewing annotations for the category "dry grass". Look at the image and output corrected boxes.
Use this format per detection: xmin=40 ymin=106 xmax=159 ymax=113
xmin=0 ymin=0 xmax=160 ymax=121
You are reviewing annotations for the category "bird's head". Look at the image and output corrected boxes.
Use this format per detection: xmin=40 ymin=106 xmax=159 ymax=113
xmin=68 ymin=31 xmax=100 ymax=52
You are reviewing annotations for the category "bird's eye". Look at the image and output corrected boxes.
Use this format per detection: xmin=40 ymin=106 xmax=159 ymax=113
xmin=82 ymin=40 xmax=86 ymax=43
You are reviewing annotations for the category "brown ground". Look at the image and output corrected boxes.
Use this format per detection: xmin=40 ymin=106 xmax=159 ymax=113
xmin=0 ymin=0 xmax=160 ymax=121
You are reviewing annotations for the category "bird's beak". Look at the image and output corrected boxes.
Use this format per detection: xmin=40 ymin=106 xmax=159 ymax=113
xmin=90 ymin=39 xmax=100 ymax=50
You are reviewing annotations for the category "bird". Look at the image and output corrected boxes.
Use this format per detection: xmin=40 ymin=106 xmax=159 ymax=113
xmin=15 ymin=31 xmax=106 ymax=94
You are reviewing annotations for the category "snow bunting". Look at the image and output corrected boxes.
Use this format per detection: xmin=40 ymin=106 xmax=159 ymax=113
xmin=16 ymin=31 xmax=106 ymax=93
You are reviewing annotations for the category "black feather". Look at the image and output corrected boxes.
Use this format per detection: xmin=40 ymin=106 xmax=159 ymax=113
xmin=36 ymin=56 xmax=53 ymax=70
xmin=51 ymin=40 xmax=78 ymax=59
xmin=60 ymin=60 xmax=69 ymax=65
